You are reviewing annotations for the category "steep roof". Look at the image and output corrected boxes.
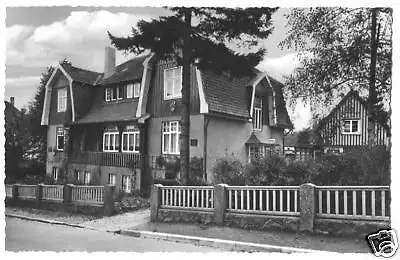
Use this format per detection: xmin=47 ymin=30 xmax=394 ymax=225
xmin=61 ymin=64 xmax=102 ymax=85
xmin=201 ymin=69 xmax=251 ymax=119
xmin=97 ymin=55 xmax=149 ymax=86
xmin=73 ymin=101 xmax=139 ymax=124
xmin=268 ymin=76 xmax=293 ymax=129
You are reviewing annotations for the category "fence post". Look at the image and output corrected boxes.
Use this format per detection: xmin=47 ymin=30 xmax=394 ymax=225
xmin=299 ymin=183 xmax=317 ymax=232
xmin=150 ymin=184 xmax=162 ymax=222
xmin=63 ymin=184 xmax=73 ymax=210
xmin=12 ymin=184 xmax=19 ymax=199
xmin=103 ymin=185 xmax=116 ymax=216
xmin=214 ymin=184 xmax=228 ymax=225
xmin=36 ymin=184 xmax=43 ymax=208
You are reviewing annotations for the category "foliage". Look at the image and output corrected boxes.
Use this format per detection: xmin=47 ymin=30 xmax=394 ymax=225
xmin=281 ymin=8 xmax=392 ymax=124
xmin=212 ymin=157 xmax=245 ymax=185
xmin=188 ymin=157 xmax=205 ymax=185
xmin=212 ymin=146 xmax=390 ymax=186
xmin=108 ymin=7 xmax=278 ymax=184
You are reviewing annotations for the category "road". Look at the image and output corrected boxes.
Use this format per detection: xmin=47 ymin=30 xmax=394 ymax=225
xmin=5 ymin=217 xmax=221 ymax=252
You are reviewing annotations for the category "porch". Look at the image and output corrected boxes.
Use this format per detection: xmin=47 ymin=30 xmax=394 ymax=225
xmin=68 ymin=151 xmax=143 ymax=168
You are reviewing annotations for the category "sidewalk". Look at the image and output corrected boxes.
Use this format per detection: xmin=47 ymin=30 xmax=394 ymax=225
xmin=5 ymin=206 xmax=370 ymax=253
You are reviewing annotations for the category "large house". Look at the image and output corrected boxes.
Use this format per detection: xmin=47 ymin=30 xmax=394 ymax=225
xmin=316 ymin=90 xmax=390 ymax=154
xmin=41 ymin=47 xmax=292 ymax=192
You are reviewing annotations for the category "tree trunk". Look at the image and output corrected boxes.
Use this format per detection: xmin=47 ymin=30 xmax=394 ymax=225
xmin=368 ymin=8 xmax=378 ymax=149
xmin=180 ymin=8 xmax=192 ymax=185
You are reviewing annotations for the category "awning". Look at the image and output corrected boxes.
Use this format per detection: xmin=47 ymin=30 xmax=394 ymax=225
xmin=245 ymin=132 xmax=278 ymax=145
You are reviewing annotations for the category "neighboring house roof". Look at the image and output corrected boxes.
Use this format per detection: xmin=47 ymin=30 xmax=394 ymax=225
xmin=201 ymin=69 xmax=251 ymax=119
xmin=97 ymin=55 xmax=149 ymax=86
xmin=61 ymin=64 xmax=102 ymax=85
xmin=73 ymin=101 xmax=139 ymax=124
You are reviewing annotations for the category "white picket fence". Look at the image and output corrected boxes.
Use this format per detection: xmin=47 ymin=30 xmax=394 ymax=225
xmin=226 ymin=186 xmax=300 ymax=216
xmin=5 ymin=184 xmax=13 ymax=198
xmin=316 ymin=186 xmax=390 ymax=221
xmin=42 ymin=185 xmax=64 ymax=201
xmin=17 ymin=185 xmax=36 ymax=199
xmin=160 ymin=186 xmax=214 ymax=210
xmin=71 ymin=185 xmax=104 ymax=204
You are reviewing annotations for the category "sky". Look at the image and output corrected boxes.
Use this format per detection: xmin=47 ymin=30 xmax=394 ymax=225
xmin=4 ymin=6 xmax=323 ymax=131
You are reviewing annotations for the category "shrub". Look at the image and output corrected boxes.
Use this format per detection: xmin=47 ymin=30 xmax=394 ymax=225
xmin=212 ymin=157 xmax=245 ymax=185
xmin=188 ymin=157 xmax=205 ymax=185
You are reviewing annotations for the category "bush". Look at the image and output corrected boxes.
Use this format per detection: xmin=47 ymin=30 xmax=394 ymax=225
xmin=212 ymin=157 xmax=245 ymax=185
xmin=188 ymin=157 xmax=206 ymax=185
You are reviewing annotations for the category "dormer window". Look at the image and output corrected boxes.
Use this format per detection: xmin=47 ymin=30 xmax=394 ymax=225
xmin=164 ymin=66 xmax=182 ymax=100
xmin=253 ymin=96 xmax=262 ymax=130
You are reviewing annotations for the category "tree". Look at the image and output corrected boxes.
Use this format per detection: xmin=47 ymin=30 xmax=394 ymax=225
xmin=281 ymin=8 xmax=392 ymax=147
xmin=108 ymin=7 xmax=278 ymax=184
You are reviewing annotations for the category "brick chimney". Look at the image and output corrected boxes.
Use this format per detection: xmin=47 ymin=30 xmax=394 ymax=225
xmin=10 ymin=97 xmax=14 ymax=106
xmin=104 ymin=46 xmax=116 ymax=78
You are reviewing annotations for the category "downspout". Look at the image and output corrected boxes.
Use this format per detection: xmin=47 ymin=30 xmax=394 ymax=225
xmin=203 ymin=115 xmax=211 ymax=183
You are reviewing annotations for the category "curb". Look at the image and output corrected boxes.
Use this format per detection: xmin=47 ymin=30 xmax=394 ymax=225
xmin=6 ymin=213 xmax=331 ymax=253
xmin=119 ymin=230 xmax=331 ymax=253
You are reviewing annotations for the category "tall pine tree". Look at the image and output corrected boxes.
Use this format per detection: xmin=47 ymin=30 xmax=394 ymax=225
xmin=108 ymin=7 xmax=278 ymax=184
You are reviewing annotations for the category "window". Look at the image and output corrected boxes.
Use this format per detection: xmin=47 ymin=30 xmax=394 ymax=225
xmin=74 ymin=170 xmax=80 ymax=181
xmin=253 ymin=96 xmax=262 ymax=130
xmin=105 ymin=88 xmax=113 ymax=101
xmin=122 ymin=125 xmax=140 ymax=153
xmin=164 ymin=66 xmax=182 ymax=99
xmin=103 ymin=126 xmax=120 ymax=152
xmin=133 ymin=82 xmax=141 ymax=98
xmin=108 ymin=173 xmax=116 ymax=185
xmin=84 ymin=171 xmax=91 ymax=185
xmin=57 ymin=88 xmax=67 ymax=112
xmin=248 ymin=145 xmax=264 ymax=162
xmin=126 ymin=84 xmax=133 ymax=98
xmin=52 ymin=167 xmax=58 ymax=181
xmin=56 ymin=127 xmax=64 ymax=151
xmin=342 ymin=119 xmax=360 ymax=134
xmin=117 ymin=86 xmax=124 ymax=100
xmin=162 ymin=121 xmax=181 ymax=154
xmin=122 ymin=175 xmax=131 ymax=193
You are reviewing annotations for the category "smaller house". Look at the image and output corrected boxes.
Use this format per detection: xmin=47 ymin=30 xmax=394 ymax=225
xmin=316 ymin=90 xmax=390 ymax=154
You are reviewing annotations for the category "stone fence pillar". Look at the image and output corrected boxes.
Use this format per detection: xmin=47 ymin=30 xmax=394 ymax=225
xmin=214 ymin=184 xmax=228 ymax=225
xmin=63 ymin=184 xmax=73 ymax=210
xmin=150 ymin=184 xmax=163 ymax=222
xmin=12 ymin=184 xmax=19 ymax=199
xmin=36 ymin=184 xmax=43 ymax=207
xmin=299 ymin=183 xmax=317 ymax=232
xmin=103 ymin=185 xmax=116 ymax=216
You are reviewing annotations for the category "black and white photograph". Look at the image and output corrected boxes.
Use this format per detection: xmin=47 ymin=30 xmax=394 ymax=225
xmin=2 ymin=0 xmax=399 ymax=256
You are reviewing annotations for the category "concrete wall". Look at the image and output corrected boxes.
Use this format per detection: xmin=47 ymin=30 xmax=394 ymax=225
xmin=206 ymin=116 xmax=282 ymax=183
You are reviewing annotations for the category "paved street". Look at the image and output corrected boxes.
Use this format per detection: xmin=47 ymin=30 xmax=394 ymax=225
xmin=5 ymin=217 xmax=221 ymax=252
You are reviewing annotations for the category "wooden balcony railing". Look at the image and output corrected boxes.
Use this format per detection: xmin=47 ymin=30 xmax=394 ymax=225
xmin=69 ymin=151 xmax=143 ymax=168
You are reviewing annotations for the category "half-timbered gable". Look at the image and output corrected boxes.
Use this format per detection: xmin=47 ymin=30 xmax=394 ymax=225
xmin=317 ymin=90 xmax=389 ymax=151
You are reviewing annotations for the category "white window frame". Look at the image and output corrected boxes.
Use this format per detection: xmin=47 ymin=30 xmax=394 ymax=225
xmin=126 ymin=84 xmax=133 ymax=98
xmin=57 ymin=88 xmax=67 ymax=112
xmin=117 ymin=86 xmax=124 ymax=100
xmin=133 ymin=82 xmax=141 ymax=98
xmin=122 ymin=125 xmax=140 ymax=153
xmin=74 ymin=170 xmax=80 ymax=181
xmin=84 ymin=171 xmax=91 ymax=185
xmin=122 ymin=175 xmax=131 ymax=193
xmin=103 ymin=127 xmax=120 ymax=152
xmin=248 ymin=145 xmax=265 ymax=162
xmin=253 ymin=97 xmax=262 ymax=130
xmin=56 ymin=127 xmax=64 ymax=151
xmin=162 ymin=121 xmax=181 ymax=155
xmin=108 ymin=173 xmax=116 ymax=185
xmin=52 ymin=167 xmax=58 ymax=181
xmin=164 ymin=66 xmax=182 ymax=100
xmin=342 ymin=119 xmax=361 ymax=135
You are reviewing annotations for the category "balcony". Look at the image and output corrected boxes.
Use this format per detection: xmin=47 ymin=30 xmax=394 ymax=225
xmin=69 ymin=151 xmax=143 ymax=169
